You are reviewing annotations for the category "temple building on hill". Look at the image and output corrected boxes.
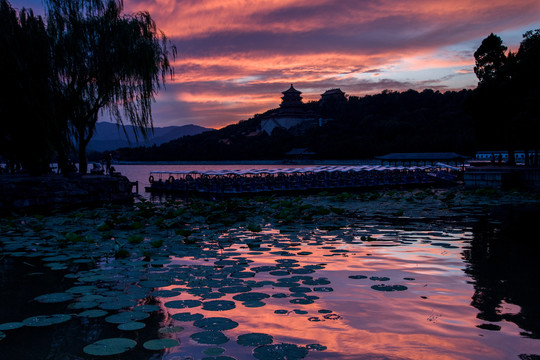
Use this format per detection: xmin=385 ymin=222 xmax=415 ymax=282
xmin=320 ymin=88 xmax=346 ymax=104
xmin=260 ymin=84 xmax=316 ymax=135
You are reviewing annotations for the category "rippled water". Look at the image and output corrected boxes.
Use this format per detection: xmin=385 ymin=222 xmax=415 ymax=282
xmin=0 ymin=199 xmax=539 ymax=359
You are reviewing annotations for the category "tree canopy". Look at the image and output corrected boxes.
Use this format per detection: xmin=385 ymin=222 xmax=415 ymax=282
xmin=0 ymin=0 xmax=175 ymax=174
xmin=471 ymin=29 xmax=540 ymax=165
xmin=46 ymin=0 xmax=176 ymax=173
xmin=0 ymin=0 xmax=58 ymax=175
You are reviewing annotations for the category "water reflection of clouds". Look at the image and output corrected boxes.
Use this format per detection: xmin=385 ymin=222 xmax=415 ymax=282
xmin=148 ymin=221 xmax=540 ymax=359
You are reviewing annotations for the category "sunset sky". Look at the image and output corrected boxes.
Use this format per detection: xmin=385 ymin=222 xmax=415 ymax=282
xmin=9 ymin=0 xmax=540 ymax=129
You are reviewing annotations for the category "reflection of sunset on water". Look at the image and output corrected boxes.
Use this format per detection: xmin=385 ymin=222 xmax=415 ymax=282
xmin=153 ymin=222 xmax=539 ymax=359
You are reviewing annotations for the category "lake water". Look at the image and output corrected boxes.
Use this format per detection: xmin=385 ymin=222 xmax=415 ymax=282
xmin=0 ymin=181 xmax=539 ymax=359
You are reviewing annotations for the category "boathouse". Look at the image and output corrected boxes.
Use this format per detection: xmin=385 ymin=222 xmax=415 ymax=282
xmin=376 ymin=152 xmax=469 ymax=166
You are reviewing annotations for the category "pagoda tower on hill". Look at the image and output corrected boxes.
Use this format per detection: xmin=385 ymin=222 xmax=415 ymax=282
xmin=280 ymin=84 xmax=303 ymax=109
xmin=260 ymin=84 xmax=315 ymax=135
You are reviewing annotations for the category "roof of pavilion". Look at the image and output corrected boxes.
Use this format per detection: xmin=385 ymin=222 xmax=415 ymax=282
xmin=376 ymin=152 xmax=470 ymax=161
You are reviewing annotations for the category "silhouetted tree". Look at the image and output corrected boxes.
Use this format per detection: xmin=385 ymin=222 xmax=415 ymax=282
xmin=45 ymin=0 xmax=176 ymax=173
xmin=471 ymin=30 xmax=540 ymax=166
xmin=0 ymin=0 xmax=59 ymax=174
xmin=474 ymin=33 xmax=508 ymax=87
xmin=515 ymin=30 xmax=540 ymax=165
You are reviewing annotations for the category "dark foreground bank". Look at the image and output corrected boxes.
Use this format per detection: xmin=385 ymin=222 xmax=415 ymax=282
xmin=0 ymin=174 xmax=136 ymax=214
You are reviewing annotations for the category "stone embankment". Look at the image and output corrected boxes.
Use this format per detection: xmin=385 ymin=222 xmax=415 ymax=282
xmin=0 ymin=174 xmax=136 ymax=213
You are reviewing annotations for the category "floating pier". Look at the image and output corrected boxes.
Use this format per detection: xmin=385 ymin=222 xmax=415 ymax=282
xmin=145 ymin=165 xmax=458 ymax=195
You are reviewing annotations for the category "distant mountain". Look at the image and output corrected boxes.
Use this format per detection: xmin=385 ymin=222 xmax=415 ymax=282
xmin=87 ymin=123 xmax=213 ymax=152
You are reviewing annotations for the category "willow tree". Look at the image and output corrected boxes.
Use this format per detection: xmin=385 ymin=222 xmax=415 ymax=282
xmin=45 ymin=0 xmax=176 ymax=173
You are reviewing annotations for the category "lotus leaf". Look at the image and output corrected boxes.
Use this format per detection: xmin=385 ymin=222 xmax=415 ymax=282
xmin=232 ymin=292 xmax=270 ymax=302
xmin=83 ymin=338 xmax=137 ymax=356
xmin=194 ymin=317 xmax=239 ymax=331
xmin=149 ymin=290 xmax=181 ymax=297
xmin=159 ymin=325 xmax=184 ymax=334
xmin=237 ymin=333 xmax=273 ymax=347
xmin=218 ymin=286 xmax=252 ymax=294
xmin=79 ymin=310 xmax=108 ymax=318
xmin=164 ymin=300 xmax=202 ymax=309
xmin=133 ymin=305 xmax=160 ymax=313
xmin=143 ymin=338 xmax=179 ymax=350
xmin=105 ymin=311 xmax=149 ymax=324
xmin=171 ymin=312 xmax=204 ymax=321
xmin=34 ymin=292 xmax=74 ymax=303
xmin=203 ymin=347 xmax=226 ymax=356
xmin=23 ymin=314 xmax=71 ymax=327
xmin=202 ymin=300 xmax=236 ymax=311
xmin=118 ymin=322 xmax=146 ymax=331
xmin=306 ymin=343 xmax=327 ymax=351
xmin=290 ymin=298 xmax=314 ymax=305
xmin=242 ymin=301 xmax=266 ymax=308
xmin=370 ymin=284 xmax=408 ymax=292
xmin=190 ymin=331 xmax=229 ymax=345
xmin=348 ymin=275 xmax=368 ymax=280
xmin=313 ymin=287 xmax=333 ymax=292
xmin=0 ymin=322 xmax=24 ymax=331
xmin=253 ymin=343 xmax=309 ymax=360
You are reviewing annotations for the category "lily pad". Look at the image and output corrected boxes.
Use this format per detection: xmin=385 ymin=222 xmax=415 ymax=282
xmin=143 ymin=338 xmax=180 ymax=350
xmin=83 ymin=338 xmax=137 ymax=356
xmin=370 ymin=284 xmax=408 ymax=292
xmin=0 ymin=322 xmax=24 ymax=331
xmin=237 ymin=333 xmax=273 ymax=347
xmin=477 ymin=323 xmax=501 ymax=331
xmin=218 ymin=286 xmax=252 ymax=294
xmin=203 ymin=347 xmax=226 ymax=356
xmin=194 ymin=317 xmax=239 ymax=331
xmin=190 ymin=331 xmax=229 ymax=345
xmin=348 ymin=275 xmax=368 ymax=280
xmin=369 ymin=276 xmax=390 ymax=282
xmin=253 ymin=343 xmax=308 ymax=360
xmin=159 ymin=325 xmax=184 ymax=334
xmin=23 ymin=314 xmax=71 ymax=327
xmin=306 ymin=343 xmax=327 ymax=351
xmin=171 ymin=312 xmax=204 ymax=322
xmin=313 ymin=287 xmax=333 ymax=292
xmin=118 ymin=322 xmax=146 ymax=331
xmin=242 ymin=301 xmax=266 ymax=308
xmin=164 ymin=300 xmax=202 ymax=309
xmin=149 ymin=290 xmax=181 ymax=297
xmin=78 ymin=309 xmax=108 ymax=318
xmin=302 ymin=278 xmax=331 ymax=285
xmin=202 ymin=300 xmax=236 ymax=311
xmin=290 ymin=298 xmax=314 ymax=305
xmin=34 ymin=292 xmax=74 ymax=303
xmin=105 ymin=311 xmax=149 ymax=324
xmin=232 ymin=292 xmax=270 ymax=302
xmin=132 ymin=305 xmax=160 ymax=313
xmin=99 ymin=299 xmax=137 ymax=310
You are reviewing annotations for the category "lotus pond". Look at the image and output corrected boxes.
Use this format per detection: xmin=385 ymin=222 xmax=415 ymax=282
xmin=1 ymin=192 xmax=540 ymax=359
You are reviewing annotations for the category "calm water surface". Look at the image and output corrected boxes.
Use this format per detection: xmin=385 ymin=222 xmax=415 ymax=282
xmin=0 ymin=179 xmax=539 ymax=359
